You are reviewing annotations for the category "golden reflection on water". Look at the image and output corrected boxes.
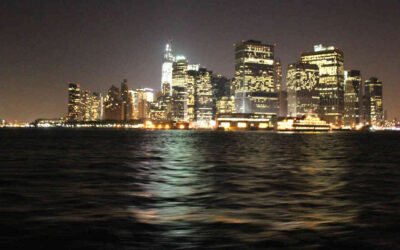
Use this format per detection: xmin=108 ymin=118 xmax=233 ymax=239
xmin=126 ymin=131 xmax=360 ymax=240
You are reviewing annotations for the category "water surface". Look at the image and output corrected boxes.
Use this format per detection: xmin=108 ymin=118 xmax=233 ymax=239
xmin=1 ymin=129 xmax=400 ymax=249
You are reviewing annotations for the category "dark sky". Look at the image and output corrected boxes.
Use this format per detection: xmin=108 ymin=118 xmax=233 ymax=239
xmin=1 ymin=0 xmax=399 ymax=122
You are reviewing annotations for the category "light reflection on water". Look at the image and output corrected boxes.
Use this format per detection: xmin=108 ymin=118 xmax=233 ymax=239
xmin=0 ymin=129 xmax=400 ymax=249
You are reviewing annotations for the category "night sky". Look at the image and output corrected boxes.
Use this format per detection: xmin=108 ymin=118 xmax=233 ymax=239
xmin=1 ymin=0 xmax=399 ymax=122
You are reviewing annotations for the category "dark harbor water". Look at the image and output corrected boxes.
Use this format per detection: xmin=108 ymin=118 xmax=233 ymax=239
xmin=1 ymin=129 xmax=400 ymax=249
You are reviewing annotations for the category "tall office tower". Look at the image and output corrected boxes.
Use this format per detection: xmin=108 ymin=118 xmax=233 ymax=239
xmin=120 ymin=79 xmax=131 ymax=121
xmin=90 ymin=92 xmax=102 ymax=120
xmin=128 ymin=90 xmax=136 ymax=119
xmin=171 ymin=56 xmax=189 ymax=121
xmin=231 ymin=40 xmax=278 ymax=115
xmin=364 ymin=77 xmax=383 ymax=125
xmin=286 ymin=62 xmax=319 ymax=117
xmin=82 ymin=91 xmax=102 ymax=121
xmin=195 ymin=68 xmax=213 ymax=123
xmin=171 ymin=86 xmax=187 ymax=121
xmin=343 ymin=70 xmax=362 ymax=126
xmin=186 ymin=70 xmax=197 ymax=122
xmin=274 ymin=59 xmax=282 ymax=92
xmin=81 ymin=90 xmax=91 ymax=121
xmin=67 ymin=82 xmax=82 ymax=121
xmin=211 ymin=74 xmax=230 ymax=119
xmin=301 ymin=44 xmax=344 ymax=125
xmin=161 ymin=43 xmax=175 ymax=96
xmin=134 ymin=88 xmax=154 ymax=119
xmin=186 ymin=68 xmax=214 ymax=123
xmin=172 ymin=56 xmax=189 ymax=88
xmin=103 ymin=85 xmax=122 ymax=120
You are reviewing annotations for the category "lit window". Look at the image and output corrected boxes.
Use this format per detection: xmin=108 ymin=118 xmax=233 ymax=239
xmin=237 ymin=122 xmax=247 ymax=128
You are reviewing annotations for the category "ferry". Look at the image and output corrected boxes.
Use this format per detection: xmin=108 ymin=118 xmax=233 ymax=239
xmin=277 ymin=114 xmax=331 ymax=131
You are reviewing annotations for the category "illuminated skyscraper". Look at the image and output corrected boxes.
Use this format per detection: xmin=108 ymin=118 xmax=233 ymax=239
xmin=91 ymin=92 xmax=102 ymax=120
xmin=211 ymin=74 xmax=230 ymax=118
xmin=364 ymin=77 xmax=383 ymax=125
xmin=161 ymin=44 xmax=175 ymax=96
xmin=171 ymin=56 xmax=189 ymax=121
xmin=286 ymin=62 xmax=319 ymax=117
xmin=301 ymin=44 xmax=344 ymax=124
xmin=103 ymin=85 xmax=122 ymax=120
xmin=232 ymin=40 xmax=278 ymax=115
xmin=216 ymin=96 xmax=235 ymax=115
xmin=186 ymin=68 xmax=213 ymax=123
xmin=128 ymin=89 xmax=137 ymax=119
xmin=343 ymin=70 xmax=362 ymax=126
xmin=120 ymin=79 xmax=131 ymax=121
xmin=171 ymin=86 xmax=187 ymax=121
xmin=67 ymin=82 xmax=82 ymax=121
xmin=81 ymin=90 xmax=91 ymax=121
xmin=131 ymin=88 xmax=154 ymax=119
xmin=81 ymin=91 xmax=102 ymax=121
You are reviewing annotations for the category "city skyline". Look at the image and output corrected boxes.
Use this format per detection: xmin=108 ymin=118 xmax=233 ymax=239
xmin=1 ymin=0 xmax=399 ymax=122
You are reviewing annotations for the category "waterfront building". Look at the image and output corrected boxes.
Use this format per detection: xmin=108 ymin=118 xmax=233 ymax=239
xmin=195 ymin=68 xmax=213 ymax=124
xmin=231 ymin=40 xmax=278 ymax=114
xmin=149 ymin=102 xmax=167 ymax=121
xmin=364 ymin=77 xmax=383 ymax=125
xmin=91 ymin=92 xmax=102 ymax=120
xmin=301 ymin=44 xmax=344 ymax=125
xmin=121 ymin=79 xmax=133 ymax=121
xmin=171 ymin=86 xmax=187 ymax=121
xmin=81 ymin=90 xmax=101 ymax=121
xmin=186 ymin=68 xmax=214 ymax=124
xmin=343 ymin=70 xmax=362 ymax=126
xmin=186 ymin=70 xmax=197 ymax=122
xmin=171 ymin=56 xmax=189 ymax=121
xmin=286 ymin=62 xmax=319 ymax=117
xmin=103 ymin=85 xmax=122 ymax=120
xmin=211 ymin=74 xmax=230 ymax=118
xmin=128 ymin=89 xmax=137 ymax=120
xmin=67 ymin=82 xmax=102 ymax=122
xmin=134 ymin=88 xmax=154 ymax=119
xmin=67 ymin=82 xmax=82 ymax=121
xmin=161 ymin=43 xmax=175 ymax=96
xmin=216 ymin=96 xmax=235 ymax=115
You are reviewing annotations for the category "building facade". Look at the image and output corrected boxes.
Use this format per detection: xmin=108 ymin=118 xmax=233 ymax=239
xmin=231 ymin=40 xmax=278 ymax=115
xmin=67 ymin=82 xmax=82 ymax=121
xmin=211 ymin=74 xmax=231 ymax=119
xmin=286 ymin=62 xmax=319 ymax=117
xmin=343 ymin=70 xmax=362 ymax=126
xmin=171 ymin=56 xmax=189 ymax=121
xmin=216 ymin=96 xmax=235 ymax=115
xmin=301 ymin=44 xmax=344 ymax=125
xmin=103 ymin=85 xmax=122 ymax=120
xmin=364 ymin=77 xmax=383 ymax=125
